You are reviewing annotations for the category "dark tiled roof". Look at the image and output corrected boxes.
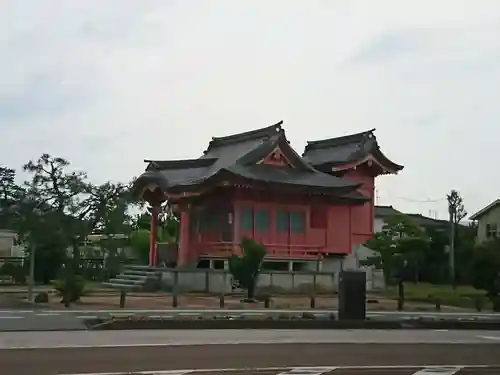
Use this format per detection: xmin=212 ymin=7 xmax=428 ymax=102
xmin=133 ymin=122 xmax=366 ymax=199
xmin=226 ymin=164 xmax=359 ymax=190
xmin=302 ymin=129 xmax=403 ymax=172
xmin=374 ymin=205 xmax=402 ymax=217
xmin=406 ymin=213 xmax=450 ymax=228
xmin=374 ymin=207 xmax=463 ymax=228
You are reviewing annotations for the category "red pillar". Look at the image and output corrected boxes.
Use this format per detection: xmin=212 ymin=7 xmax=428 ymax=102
xmin=149 ymin=206 xmax=159 ymax=267
xmin=177 ymin=209 xmax=190 ymax=266
xmin=232 ymin=203 xmax=239 ymax=254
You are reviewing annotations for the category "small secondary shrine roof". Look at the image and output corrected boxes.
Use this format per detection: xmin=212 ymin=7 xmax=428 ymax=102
xmin=133 ymin=121 xmax=370 ymax=200
xmin=302 ymin=129 xmax=403 ymax=173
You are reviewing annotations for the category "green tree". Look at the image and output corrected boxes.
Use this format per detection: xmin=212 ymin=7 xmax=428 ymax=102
xmin=362 ymin=214 xmax=429 ymax=284
xmin=130 ymin=229 xmax=151 ymax=264
xmin=0 ymin=166 xmax=23 ymax=229
xmin=447 ymin=189 xmax=467 ymax=288
xmin=471 ymin=238 xmax=500 ymax=311
xmin=228 ymin=237 xmax=267 ymax=301
xmin=22 ymin=154 xmax=132 ymax=303
xmin=420 ymin=226 xmax=449 ymax=284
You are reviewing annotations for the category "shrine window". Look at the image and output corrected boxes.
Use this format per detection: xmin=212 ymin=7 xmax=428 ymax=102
xmin=255 ymin=208 xmax=270 ymax=232
xmin=198 ymin=211 xmax=213 ymax=233
xmin=239 ymin=206 xmax=253 ymax=231
xmin=290 ymin=211 xmax=306 ymax=233
xmin=310 ymin=204 xmax=327 ymax=229
xmin=276 ymin=210 xmax=290 ymax=232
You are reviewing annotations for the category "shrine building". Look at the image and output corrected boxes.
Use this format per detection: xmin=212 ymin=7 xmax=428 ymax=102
xmin=132 ymin=121 xmax=403 ymax=271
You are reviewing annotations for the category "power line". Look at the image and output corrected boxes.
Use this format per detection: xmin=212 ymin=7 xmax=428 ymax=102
xmin=376 ymin=189 xmax=446 ymax=204
xmin=395 ymin=196 xmax=445 ymax=203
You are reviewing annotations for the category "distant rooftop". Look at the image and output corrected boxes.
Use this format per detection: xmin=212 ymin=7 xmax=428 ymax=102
xmin=374 ymin=206 xmax=463 ymax=228
xmin=374 ymin=205 xmax=402 ymax=218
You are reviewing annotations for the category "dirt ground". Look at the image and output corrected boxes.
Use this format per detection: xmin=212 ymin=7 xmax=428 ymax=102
xmin=0 ymin=291 xmax=472 ymax=311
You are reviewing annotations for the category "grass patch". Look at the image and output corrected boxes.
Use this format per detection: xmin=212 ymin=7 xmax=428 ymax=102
xmin=378 ymin=282 xmax=490 ymax=310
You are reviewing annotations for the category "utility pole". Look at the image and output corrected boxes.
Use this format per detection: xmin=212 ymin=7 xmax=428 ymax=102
xmin=27 ymin=243 xmax=36 ymax=302
xmin=448 ymin=204 xmax=456 ymax=289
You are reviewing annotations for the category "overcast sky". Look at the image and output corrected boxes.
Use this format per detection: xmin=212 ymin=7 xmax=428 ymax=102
xmin=1 ymin=0 xmax=499 ymax=219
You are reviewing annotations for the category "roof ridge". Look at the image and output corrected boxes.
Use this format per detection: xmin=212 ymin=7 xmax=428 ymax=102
xmin=145 ymin=158 xmax=217 ymax=170
xmin=304 ymin=128 xmax=376 ymax=152
xmin=204 ymin=121 xmax=284 ymax=152
xmin=235 ymin=132 xmax=317 ymax=173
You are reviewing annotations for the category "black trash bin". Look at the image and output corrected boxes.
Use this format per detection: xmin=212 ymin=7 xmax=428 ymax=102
xmin=338 ymin=270 xmax=366 ymax=320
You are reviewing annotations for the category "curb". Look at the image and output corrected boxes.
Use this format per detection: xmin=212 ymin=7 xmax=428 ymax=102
xmin=85 ymin=318 xmax=500 ymax=331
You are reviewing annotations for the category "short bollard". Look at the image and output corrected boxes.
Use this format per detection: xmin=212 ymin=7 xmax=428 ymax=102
xmin=475 ymin=297 xmax=483 ymax=312
xmin=310 ymin=295 xmax=316 ymax=309
xmin=264 ymin=296 xmax=271 ymax=308
xmin=397 ymin=281 xmax=405 ymax=311
xmin=397 ymin=296 xmax=404 ymax=311
xmin=172 ymin=294 xmax=178 ymax=308
xmin=119 ymin=290 xmax=126 ymax=308
xmin=435 ymin=298 xmax=441 ymax=311
xmin=219 ymin=294 xmax=225 ymax=308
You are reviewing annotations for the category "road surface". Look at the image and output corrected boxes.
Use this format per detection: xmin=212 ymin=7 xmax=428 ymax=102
xmin=1 ymin=329 xmax=500 ymax=374
xmin=0 ymin=308 xmax=499 ymax=331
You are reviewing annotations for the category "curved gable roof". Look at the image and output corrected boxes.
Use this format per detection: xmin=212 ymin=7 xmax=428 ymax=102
xmin=303 ymin=129 xmax=403 ymax=173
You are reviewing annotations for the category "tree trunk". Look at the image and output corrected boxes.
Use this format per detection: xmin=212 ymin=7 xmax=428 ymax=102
xmin=247 ymin=281 xmax=256 ymax=301
xmin=491 ymin=296 xmax=500 ymax=312
xmin=397 ymin=279 xmax=405 ymax=311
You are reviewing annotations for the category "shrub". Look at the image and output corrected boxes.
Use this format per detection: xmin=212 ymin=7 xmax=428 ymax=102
xmin=229 ymin=238 xmax=267 ymax=301
xmin=471 ymin=239 xmax=500 ymax=311
xmin=0 ymin=262 xmax=27 ymax=284
xmin=53 ymin=275 xmax=86 ymax=303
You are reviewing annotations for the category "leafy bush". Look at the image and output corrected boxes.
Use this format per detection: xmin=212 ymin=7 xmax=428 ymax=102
xmin=130 ymin=229 xmax=150 ymax=264
xmin=471 ymin=239 xmax=500 ymax=311
xmin=0 ymin=262 xmax=27 ymax=284
xmin=229 ymin=237 xmax=267 ymax=301
xmin=53 ymin=275 xmax=86 ymax=303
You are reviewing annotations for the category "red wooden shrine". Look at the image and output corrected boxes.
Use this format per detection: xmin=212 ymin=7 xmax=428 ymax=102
xmin=132 ymin=122 xmax=403 ymax=267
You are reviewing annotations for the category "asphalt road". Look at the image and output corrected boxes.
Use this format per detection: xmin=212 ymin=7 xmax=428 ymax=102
xmin=1 ymin=308 xmax=499 ymax=331
xmin=1 ymin=343 xmax=500 ymax=375
xmin=0 ymin=329 xmax=499 ymax=374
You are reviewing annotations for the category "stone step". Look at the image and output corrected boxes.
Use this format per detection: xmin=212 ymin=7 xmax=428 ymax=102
xmin=108 ymin=278 xmax=146 ymax=286
xmin=124 ymin=265 xmax=160 ymax=272
xmin=102 ymin=282 xmax=143 ymax=290
xmin=118 ymin=273 xmax=149 ymax=281
xmin=122 ymin=269 xmax=159 ymax=277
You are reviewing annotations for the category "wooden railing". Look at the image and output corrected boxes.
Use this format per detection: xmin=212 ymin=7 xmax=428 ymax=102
xmin=198 ymin=241 xmax=325 ymax=259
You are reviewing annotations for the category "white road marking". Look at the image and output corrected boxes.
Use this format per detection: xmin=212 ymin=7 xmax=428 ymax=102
xmin=412 ymin=366 xmax=463 ymax=374
xmin=75 ymin=316 xmax=98 ymax=319
xmin=478 ymin=335 xmax=500 ymax=341
xmin=242 ymin=312 xmax=265 ymax=316
xmin=57 ymin=365 xmax=493 ymax=375
xmin=35 ymin=312 xmax=60 ymax=316
xmin=277 ymin=367 xmax=336 ymax=375
xmin=0 ymin=316 xmax=23 ymax=319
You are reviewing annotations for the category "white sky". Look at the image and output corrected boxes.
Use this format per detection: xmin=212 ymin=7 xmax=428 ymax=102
xmin=1 ymin=0 xmax=499 ymax=219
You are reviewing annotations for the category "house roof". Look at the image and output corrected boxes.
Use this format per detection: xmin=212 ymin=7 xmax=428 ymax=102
xmin=374 ymin=205 xmax=402 ymax=218
xmin=302 ymin=129 xmax=403 ymax=173
xmin=405 ymin=213 xmax=450 ymax=228
xmin=374 ymin=206 xmax=455 ymax=228
xmin=133 ymin=121 xmax=368 ymax=201
xmin=469 ymin=199 xmax=500 ymax=221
